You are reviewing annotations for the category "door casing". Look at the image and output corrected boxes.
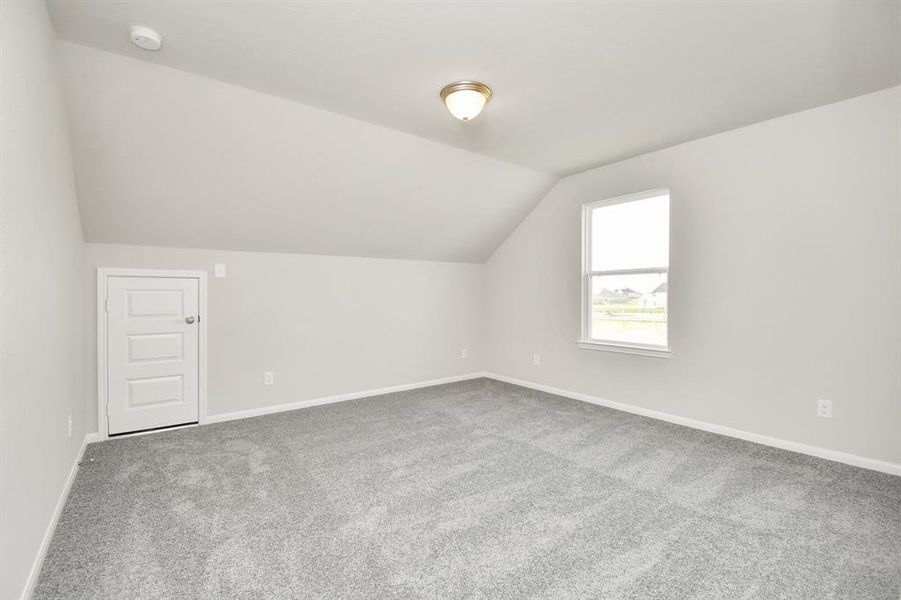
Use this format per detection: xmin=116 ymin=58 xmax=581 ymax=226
xmin=97 ymin=268 xmax=208 ymax=440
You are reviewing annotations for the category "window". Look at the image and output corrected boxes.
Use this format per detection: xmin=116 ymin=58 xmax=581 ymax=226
xmin=579 ymin=189 xmax=670 ymax=357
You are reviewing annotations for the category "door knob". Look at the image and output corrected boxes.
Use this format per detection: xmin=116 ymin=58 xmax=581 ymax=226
xmin=185 ymin=316 xmax=196 ymax=324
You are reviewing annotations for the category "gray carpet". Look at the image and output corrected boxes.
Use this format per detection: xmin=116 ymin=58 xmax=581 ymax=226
xmin=35 ymin=378 xmax=901 ymax=599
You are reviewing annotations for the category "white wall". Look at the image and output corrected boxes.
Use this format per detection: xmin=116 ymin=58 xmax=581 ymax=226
xmin=0 ymin=1 xmax=87 ymax=598
xmin=84 ymin=244 xmax=482 ymax=431
xmin=484 ymin=87 xmax=901 ymax=466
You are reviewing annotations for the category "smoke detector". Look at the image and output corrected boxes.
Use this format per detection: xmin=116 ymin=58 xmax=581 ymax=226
xmin=129 ymin=25 xmax=162 ymax=51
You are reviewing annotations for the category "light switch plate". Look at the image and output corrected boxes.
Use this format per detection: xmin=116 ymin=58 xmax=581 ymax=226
xmin=214 ymin=263 xmax=226 ymax=278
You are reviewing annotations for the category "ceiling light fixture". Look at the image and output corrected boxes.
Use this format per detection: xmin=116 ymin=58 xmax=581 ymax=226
xmin=129 ymin=25 xmax=163 ymax=51
xmin=440 ymin=81 xmax=492 ymax=122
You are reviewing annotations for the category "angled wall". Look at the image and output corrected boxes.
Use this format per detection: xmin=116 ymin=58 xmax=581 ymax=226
xmin=56 ymin=42 xmax=556 ymax=263
xmin=0 ymin=1 xmax=87 ymax=598
xmin=484 ymin=87 xmax=901 ymax=467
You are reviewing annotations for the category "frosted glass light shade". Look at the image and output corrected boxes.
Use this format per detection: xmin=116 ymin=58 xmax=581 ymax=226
xmin=440 ymin=81 xmax=492 ymax=122
xmin=445 ymin=89 xmax=487 ymax=121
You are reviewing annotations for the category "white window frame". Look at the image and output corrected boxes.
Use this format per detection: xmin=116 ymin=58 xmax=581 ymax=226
xmin=578 ymin=188 xmax=672 ymax=358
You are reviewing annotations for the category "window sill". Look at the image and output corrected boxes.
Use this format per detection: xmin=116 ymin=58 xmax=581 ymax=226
xmin=576 ymin=340 xmax=672 ymax=358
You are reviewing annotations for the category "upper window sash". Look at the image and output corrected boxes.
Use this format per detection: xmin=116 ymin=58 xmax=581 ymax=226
xmin=582 ymin=188 xmax=670 ymax=275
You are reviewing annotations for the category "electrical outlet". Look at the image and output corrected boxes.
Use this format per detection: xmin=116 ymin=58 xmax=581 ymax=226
xmin=816 ymin=398 xmax=832 ymax=419
xmin=264 ymin=371 xmax=274 ymax=386
xmin=532 ymin=353 xmax=541 ymax=366
xmin=461 ymin=348 xmax=469 ymax=359
xmin=67 ymin=414 xmax=73 ymax=438
xmin=214 ymin=263 xmax=226 ymax=278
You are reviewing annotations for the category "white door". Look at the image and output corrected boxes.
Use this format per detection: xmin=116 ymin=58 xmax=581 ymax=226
xmin=106 ymin=276 xmax=200 ymax=435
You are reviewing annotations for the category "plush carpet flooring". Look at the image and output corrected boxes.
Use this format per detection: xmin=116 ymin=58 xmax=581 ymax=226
xmin=35 ymin=378 xmax=900 ymax=599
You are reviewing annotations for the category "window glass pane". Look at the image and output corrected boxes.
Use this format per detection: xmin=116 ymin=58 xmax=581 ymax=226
xmin=590 ymin=273 xmax=667 ymax=346
xmin=591 ymin=194 xmax=669 ymax=271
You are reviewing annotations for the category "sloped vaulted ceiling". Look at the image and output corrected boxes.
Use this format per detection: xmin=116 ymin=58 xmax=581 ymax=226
xmin=57 ymin=43 xmax=556 ymax=262
xmin=49 ymin=1 xmax=899 ymax=262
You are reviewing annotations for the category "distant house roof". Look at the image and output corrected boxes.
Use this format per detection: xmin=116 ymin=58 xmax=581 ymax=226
xmin=596 ymin=288 xmax=622 ymax=298
xmin=652 ymin=282 xmax=668 ymax=294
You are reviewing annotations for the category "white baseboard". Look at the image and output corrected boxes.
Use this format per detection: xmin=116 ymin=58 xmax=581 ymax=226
xmin=484 ymin=372 xmax=901 ymax=477
xmin=20 ymin=432 xmax=97 ymax=600
xmin=205 ymin=372 xmax=485 ymax=425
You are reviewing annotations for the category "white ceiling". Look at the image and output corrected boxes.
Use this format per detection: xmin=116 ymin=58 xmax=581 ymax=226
xmin=48 ymin=0 xmax=900 ymax=175
xmin=57 ymin=43 xmax=555 ymax=262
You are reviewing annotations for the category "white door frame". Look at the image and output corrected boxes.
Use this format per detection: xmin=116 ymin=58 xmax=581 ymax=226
xmin=97 ymin=268 xmax=208 ymax=440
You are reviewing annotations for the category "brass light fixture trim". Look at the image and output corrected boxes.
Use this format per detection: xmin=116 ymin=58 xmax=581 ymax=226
xmin=439 ymin=81 xmax=493 ymax=102
xmin=440 ymin=80 xmax=493 ymax=122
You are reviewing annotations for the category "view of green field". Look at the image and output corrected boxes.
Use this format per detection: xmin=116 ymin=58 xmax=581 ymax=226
xmin=592 ymin=302 xmax=667 ymax=346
